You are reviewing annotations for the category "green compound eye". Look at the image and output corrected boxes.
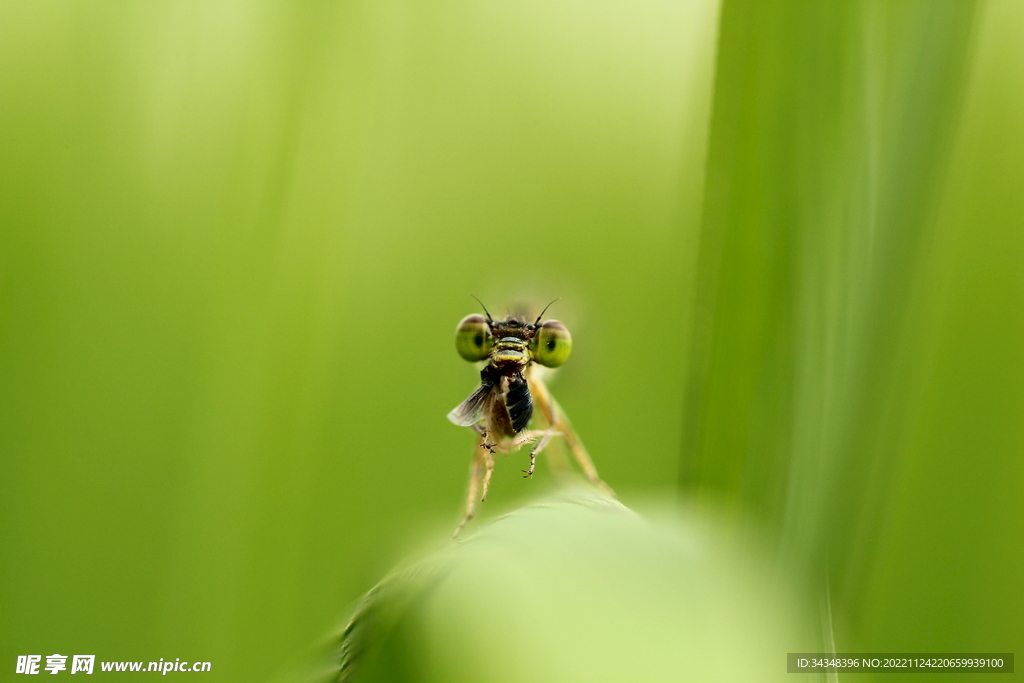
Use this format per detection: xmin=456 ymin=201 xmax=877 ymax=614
xmin=455 ymin=314 xmax=493 ymax=361
xmin=532 ymin=320 xmax=572 ymax=367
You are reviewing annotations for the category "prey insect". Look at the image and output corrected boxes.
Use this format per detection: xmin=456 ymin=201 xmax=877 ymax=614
xmin=448 ymin=299 xmax=614 ymax=537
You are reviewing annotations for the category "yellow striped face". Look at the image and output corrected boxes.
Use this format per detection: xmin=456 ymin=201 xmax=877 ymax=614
xmin=491 ymin=337 xmax=530 ymax=364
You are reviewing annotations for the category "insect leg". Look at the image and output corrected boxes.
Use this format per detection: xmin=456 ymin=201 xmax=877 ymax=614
xmin=521 ymin=429 xmax=559 ymax=478
xmin=455 ymin=446 xmax=488 ymax=538
xmin=477 ymin=427 xmax=495 ymax=498
xmin=524 ymin=372 xmax=572 ymax=476
xmin=528 ymin=369 xmax=615 ymax=497
xmin=509 ymin=429 xmax=560 ymax=477
xmin=561 ymin=426 xmax=615 ymax=496
xmin=474 ymin=424 xmax=496 ymax=452
xmin=481 ymin=449 xmax=495 ymax=501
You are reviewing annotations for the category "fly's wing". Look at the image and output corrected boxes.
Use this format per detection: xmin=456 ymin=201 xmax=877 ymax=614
xmin=447 ymin=382 xmax=494 ymax=427
xmin=506 ymin=375 xmax=533 ymax=433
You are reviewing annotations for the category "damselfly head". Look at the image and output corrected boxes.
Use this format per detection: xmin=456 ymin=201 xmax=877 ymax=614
xmin=454 ymin=298 xmax=572 ymax=368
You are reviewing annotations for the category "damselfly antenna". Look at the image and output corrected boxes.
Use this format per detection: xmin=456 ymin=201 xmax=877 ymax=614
xmin=470 ymin=295 xmax=493 ymax=323
xmin=533 ymin=298 xmax=560 ymax=326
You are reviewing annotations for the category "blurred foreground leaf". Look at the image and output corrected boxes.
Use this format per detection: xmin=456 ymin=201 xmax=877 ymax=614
xmin=328 ymin=493 xmax=812 ymax=683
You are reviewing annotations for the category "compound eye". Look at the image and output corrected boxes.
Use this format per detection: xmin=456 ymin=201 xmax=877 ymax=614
xmin=532 ymin=320 xmax=572 ymax=367
xmin=455 ymin=314 xmax=493 ymax=361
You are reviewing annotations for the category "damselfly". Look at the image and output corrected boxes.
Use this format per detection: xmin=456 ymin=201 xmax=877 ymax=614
xmin=448 ymin=299 xmax=614 ymax=536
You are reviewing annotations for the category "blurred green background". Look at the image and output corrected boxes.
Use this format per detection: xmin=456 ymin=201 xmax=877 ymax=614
xmin=1 ymin=1 xmax=1021 ymax=681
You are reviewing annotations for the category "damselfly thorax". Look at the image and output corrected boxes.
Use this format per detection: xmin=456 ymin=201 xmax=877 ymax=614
xmin=448 ymin=301 xmax=614 ymax=536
